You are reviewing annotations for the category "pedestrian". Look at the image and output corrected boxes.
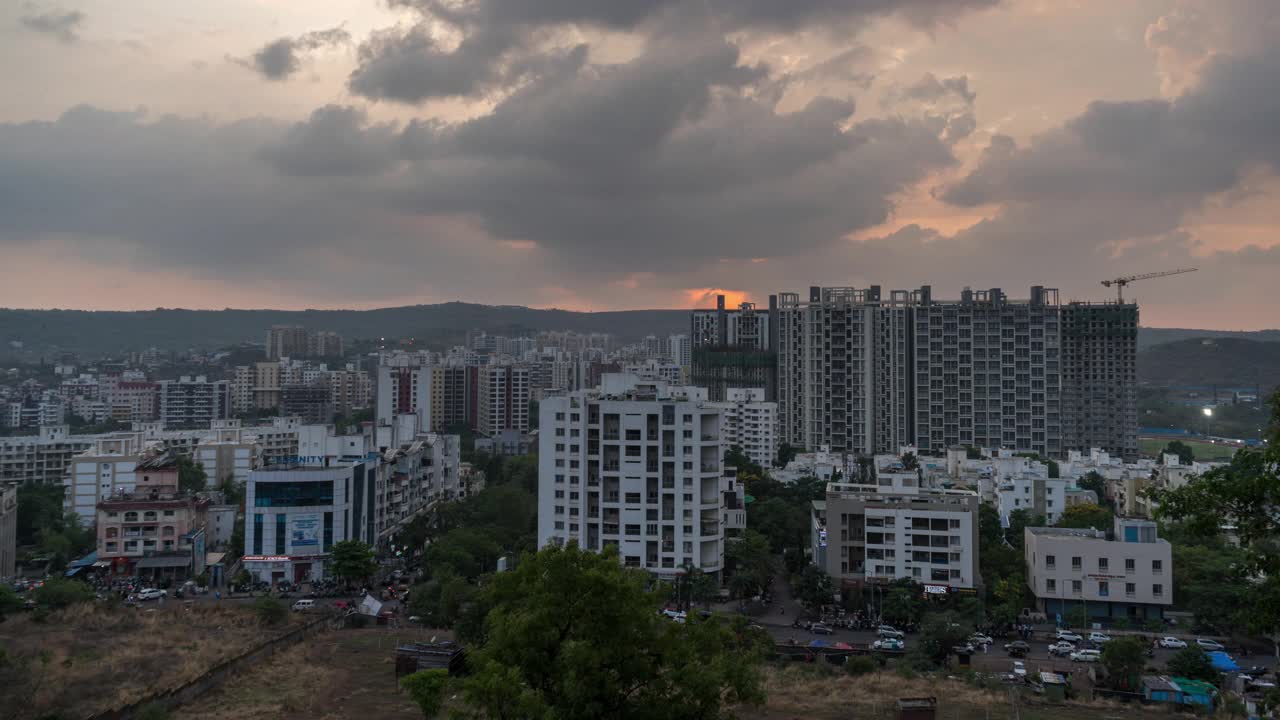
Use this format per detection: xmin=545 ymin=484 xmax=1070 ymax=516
xmin=215 ymin=590 xmax=222 ymax=601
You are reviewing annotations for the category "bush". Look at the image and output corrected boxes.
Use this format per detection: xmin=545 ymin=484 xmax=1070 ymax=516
xmin=253 ymin=596 xmax=286 ymax=625
xmin=33 ymin=578 xmax=94 ymax=610
xmin=401 ymin=669 xmax=450 ymax=718
xmin=845 ymin=656 xmax=877 ymax=676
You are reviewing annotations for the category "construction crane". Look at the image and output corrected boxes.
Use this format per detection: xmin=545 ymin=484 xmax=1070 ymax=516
xmin=1100 ymin=267 xmax=1197 ymax=303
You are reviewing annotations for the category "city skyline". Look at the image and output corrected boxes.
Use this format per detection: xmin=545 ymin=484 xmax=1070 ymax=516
xmin=2 ymin=1 xmax=1279 ymax=330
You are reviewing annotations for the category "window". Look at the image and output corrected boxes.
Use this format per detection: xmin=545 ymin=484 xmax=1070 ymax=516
xmin=254 ymin=480 xmax=334 ymax=507
xmin=275 ymin=514 xmax=286 ymax=555
xmin=252 ymin=514 xmax=263 ymax=555
xmin=1071 ymin=556 xmax=1082 ymax=571
xmin=124 ymin=511 xmax=139 ymax=522
xmin=105 ymin=527 xmax=119 ymax=538
xmin=1045 ymin=578 xmax=1056 ymax=592
xmin=1153 ymin=584 xmax=1163 ymax=597
xmin=105 ymin=542 xmax=118 ymax=552
xmin=323 ymin=512 xmax=333 ymax=551
xmin=1045 ymin=554 xmax=1055 ymax=569
xmin=1125 ymin=558 xmax=1135 ymax=573
xmin=1125 ymin=583 xmax=1136 ymax=597
xmin=1152 ymin=559 xmax=1163 ymax=574
xmin=1097 ymin=558 xmax=1108 ymax=571
xmin=163 ymin=510 xmax=175 ymax=517
xmin=624 ymin=524 xmax=640 ymax=536
xmin=1097 ymin=581 xmax=1109 ymax=597
xmin=1071 ymin=580 xmax=1082 ymax=594
xmin=161 ymin=526 xmax=175 ymax=536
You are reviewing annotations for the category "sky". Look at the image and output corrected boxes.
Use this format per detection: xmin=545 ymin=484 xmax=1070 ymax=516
xmin=2 ymin=0 xmax=1278 ymax=329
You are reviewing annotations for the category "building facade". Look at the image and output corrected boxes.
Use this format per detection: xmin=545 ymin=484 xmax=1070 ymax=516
xmin=1060 ymin=303 xmax=1139 ymax=460
xmin=0 ymin=483 xmax=16 ymax=578
xmin=1024 ymin=517 xmax=1173 ymax=622
xmin=266 ymin=325 xmax=308 ymax=360
xmin=158 ymin=376 xmax=230 ymax=428
xmin=95 ymin=456 xmax=208 ymax=580
xmin=536 ymin=374 xmax=743 ymax=579
xmin=691 ymin=295 xmax=777 ymax=402
xmin=478 ymin=365 xmax=531 ymax=436
xmin=708 ymin=388 xmax=778 ymax=471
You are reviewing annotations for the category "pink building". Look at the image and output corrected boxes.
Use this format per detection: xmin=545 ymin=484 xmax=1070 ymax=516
xmin=96 ymin=454 xmax=208 ymax=580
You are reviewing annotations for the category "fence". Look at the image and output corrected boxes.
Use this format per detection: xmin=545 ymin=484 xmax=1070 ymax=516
xmin=84 ymin=610 xmax=343 ymax=720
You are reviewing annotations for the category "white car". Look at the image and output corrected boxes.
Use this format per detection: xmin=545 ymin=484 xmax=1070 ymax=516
xmin=873 ymin=638 xmax=905 ymax=651
xmin=1012 ymin=661 xmax=1027 ymax=679
xmin=970 ymin=633 xmax=994 ymax=647
xmin=1196 ymin=638 xmax=1225 ymax=651
xmin=1055 ymin=630 xmax=1083 ymax=643
xmin=136 ymin=588 xmax=167 ymax=601
xmin=1048 ymin=641 xmax=1076 ymax=657
xmin=1088 ymin=632 xmax=1112 ymax=643
xmin=1158 ymin=637 xmax=1188 ymax=649
xmin=877 ymin=625 xmax=904 ymax=639
xmin=1071 ymin=649 xmax=1103 ymax=663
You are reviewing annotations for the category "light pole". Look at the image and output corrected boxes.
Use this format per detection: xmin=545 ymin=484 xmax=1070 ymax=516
xmin=1202 ymin=407 xmax=1213 ymax=439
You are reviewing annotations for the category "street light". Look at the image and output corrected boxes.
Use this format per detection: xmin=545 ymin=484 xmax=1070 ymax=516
xmin=1202 ymin=407 xmax=1213 ymax=438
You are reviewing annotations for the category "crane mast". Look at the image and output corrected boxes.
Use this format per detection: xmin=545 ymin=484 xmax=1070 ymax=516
xmin=1100 ymin=268 xmax=1197 ymax=303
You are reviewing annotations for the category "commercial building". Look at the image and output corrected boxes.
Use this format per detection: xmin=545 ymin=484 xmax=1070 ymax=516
xmin=708 ymin=388 xmax=778 ymax=470
xmin=691 ymin=295 xmax=776 ymax=401
xmin=536 ymin=374 xmax=745 ymax=579
xmin=811 ymin=468 xmax=981 ymax=594
xmin=1024 ymin=517 xmax=1173 ymax=622
xmin=94 ymin=454 xmax=208 ymax=580
xmin=158 ymin=376 xmax=230 ymax=428
xmin=1 ymin=483 xmax=17 ymax=578
xmin=776 ymin=285 xmax=1138 ymax=460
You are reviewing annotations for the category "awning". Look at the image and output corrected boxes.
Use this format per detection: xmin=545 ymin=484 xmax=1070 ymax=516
xmin=64 ymin=566 xmax=85 ymax=577
xmin=92 ymin=560 xmax=113 ymax=568
xmin=1207 ymin=651 xmax=1239 ymax=672
xmin=68 ymin=551 xmax=98 ymax=568
xmin=135 ymin=556 xmax=192 ymax=569
xmin=808 ymin=639 xmax=830 ymax=648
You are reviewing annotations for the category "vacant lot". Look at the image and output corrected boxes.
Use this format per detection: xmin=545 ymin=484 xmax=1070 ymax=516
xmin=183 ymin=626 xmax=448 ymax=720
xmin=1139 ymin=437 xmax=1237 ymax=460
xmin=0 ymin=602 xmax=306 ymax=720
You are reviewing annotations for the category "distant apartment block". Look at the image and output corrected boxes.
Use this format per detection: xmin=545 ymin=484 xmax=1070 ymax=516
xmin=158 ymin=376 xmax=230 ymax=429
xmin=690 ymin=295 xmax=777 ymax=401
xmin=266 ymin=325 xmax=308 ymax=360
xmin=708 ymin=388 xmax=778 ymax=471
xmin=478 ymin=365 xmax=531 ymax=435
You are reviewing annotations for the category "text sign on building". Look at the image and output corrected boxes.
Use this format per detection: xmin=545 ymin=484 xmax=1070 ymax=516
xmin=924 ymin=584 xmax=949 ymax=595
xmin=290 ymin=514 xmax=321 ymax=548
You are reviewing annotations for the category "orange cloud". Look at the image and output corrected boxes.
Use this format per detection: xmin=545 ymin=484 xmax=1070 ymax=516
xmin=682 ymin=287 xmax=753 ymax=309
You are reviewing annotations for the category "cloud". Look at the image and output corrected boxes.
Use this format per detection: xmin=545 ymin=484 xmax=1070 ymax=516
xmin=239 ymin=26 xmax=350 ymax=80
xmin=19 ymin=8 xmax=84 ymax=44
xmin=259 ymin=105 xmax=400 ymax=177
xmin=901 ymin=72 xmax=976 ymax=106
xmin=349 ymin=0 xmax=1000 ymax=103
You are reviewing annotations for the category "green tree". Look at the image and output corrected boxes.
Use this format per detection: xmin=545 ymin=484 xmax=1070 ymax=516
xmin=747 ymin=497 xmax=806 ymax=554
xmin=908 ymin=611 xmax=970 ymax=668
xmin=777 ymin=443 xmax=799 ymax=467
xmin=881 ymin=579 xmax=926 ymax=627
xmin=409 ymin=570 xmax=477 ymax=628
xmin=15 ymin=484 xmax=65 ymax=546
xmin=1166 ymin=647 xmax=1219 ymax=682
xmin=1055 ymin=503 xmax=1114 ymax=531
xmin=0 ymin=585 xmax=22 ymax=621
xmin=423 ymin=527 xmax=503 ymax=581
xmin=459 ymin=543 xmax=766 ymax=720
xmin=724 ymin=531 xmax=773 ymax=598
xmin=1005 ymin=509 xmax=1046 ymax=551
xmin=724 ymin=445 xmax=764 ymax=479
xmin=231 ymin=569 xmax=252 ymax=588
xmin=683 ymin=567 xmax=719 ymax=609
xmin=900 ymin=452 xmax=919 ymax=471
xmin=793 ymin=566 xmax=833 ymax=608
xmin=1076 ymin=471 xmax=1106 ymax=501
xmin=175 ymin=453 xmax=208 ymax=494
xmin=33 ymin=578 xmax=94 ymax=610
xmin=254 ymin=595 xmax=287 ymax=625
xmin=1171 ymin=540 xmax=1252 ymax=634
xmin=1162 ymin=440 xmax=1196 ymax=465
xmin=330 ymin=540 xmax=379 ymax=585
xmin=1101 ymin=636 xmax=1147 ymax=689
xmin=401 ymin=669 xmax=450 ymax=718
xmin=228 ymin=516 xmax=245 ymax=558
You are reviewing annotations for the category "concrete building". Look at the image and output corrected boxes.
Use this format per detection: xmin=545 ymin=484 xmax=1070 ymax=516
xmin=1 ymin=483 xmax=17 ymax=578
xmin=281 ymin=378 xmax=334 ymax=424
xmin=0 ymin=425 xmax=95 ymax=485
xmin=1060 ymin=304 xmax=1139 ymax=461
xmin=307 ymin=330 xmax=344 ymax=358
xmin=691 ymin=295 xmax=776 ymax=402
xmin=266 ymin=325 xmax=308 ymax=360
xmin=996 ymin=474 xmax=1067 ymax=526
xmin=194 ymin=436 xmax=258 ymax=489
xmin=475 ymin=429 xmax=536 ymax=456
xmin=537 ymin=374 xmax=743 ymax=579
xmin=158 ymin=376 xmax=230 ymax=428
xmin=94 ymin=455 xmax=208 ymax=580
xmin=106 ymin=380 xmax=159 ymax=423
xmin=811 ymin=477 xmax=980 ymax=594
xmin=242 ymin=460 xmax=376 ymax=584
xmin=478 ymin=365 xmax=531 ymax=436
xmin=708 ymin=388 xmax=778 ymax=471
xmin=329 ymin=369 xmax=371 ymax=417
xmin=376 ymin=363 xmax=430 ymax=430
xmin=1024 ymin=517 xmax=1173 ymax=622
xmin=668 ymin=334 xmax=691 ymax=369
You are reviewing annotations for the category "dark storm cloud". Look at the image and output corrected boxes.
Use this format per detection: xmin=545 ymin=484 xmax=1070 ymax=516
xmin=239 ymin=26 xmax=350 ymax=80
xmin=19 ymin=8 xmax=84 ymax=43
xmin=349 ymin=0 xmax=1000 ymax=102
xmin=260 ymin=105 xmax=399 ymax=177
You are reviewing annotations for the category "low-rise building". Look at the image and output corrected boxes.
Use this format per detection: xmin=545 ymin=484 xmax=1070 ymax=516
xmin=95 ymin=454 xmax=209 ymax=581
xmin=1024 ymin=517 xmax=1173 ymax=623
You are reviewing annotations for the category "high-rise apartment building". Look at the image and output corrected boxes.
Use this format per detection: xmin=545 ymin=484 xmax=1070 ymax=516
xmin=478 ymin=365 xmax=531 ymax=436
xmin=690 ymin=295 xmax=777 ymax=401
xmin=306 ymin=331 xmax=344 ymax=358
xmin=266 ymin=325 xmax=308 ymax=360
xmin=376 ymin=364 xmax=430 ymax=429
xmin=668 ymin=334 xmax=692 ymax=368
xmin=777 ymin=285 xmax=1133 ymax=459
xmin=329 ymin=369 xmax=372 ymax=417
xmin=708 ymin=388 xmax=778 ymax=471
xmin=1060 ymin=304 xmax=1139 ymax=460
xmin=158 ymin=376 xmax=230 ymax=429
xmin=281 ymin=379 xmax=334 ymax=424
xmin=537 ymin=374 xmax=745 ymax=579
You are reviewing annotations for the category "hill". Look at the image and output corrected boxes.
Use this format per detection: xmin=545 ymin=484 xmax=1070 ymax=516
xmin=1138 ymin=337 xmax=1280 ymax=388
xmin=1137 ymin=326 xmax=1280 ymax=350
xmin=0 ymin=303 xmax=691 ymax=357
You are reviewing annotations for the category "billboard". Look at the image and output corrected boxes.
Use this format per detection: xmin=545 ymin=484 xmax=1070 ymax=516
xmin=290 ymin=513 xmax=321 ymax=548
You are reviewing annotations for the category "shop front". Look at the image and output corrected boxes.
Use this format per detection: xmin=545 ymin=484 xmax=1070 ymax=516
xmin=242 ymin=555 xmax=328 ymax=585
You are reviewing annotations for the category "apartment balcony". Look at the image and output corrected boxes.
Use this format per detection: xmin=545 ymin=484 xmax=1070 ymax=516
xmin=699 ymin=523 xmax=719 ymax=536
xmin=605 ymin=492 xmax=620 ymax=502
xmin=603 ymin=432 xmax=620 ymax=441
xmin=700 ymin=464 xmax=719 ymax=473
xmin=603 ymin=524 xmax=619 ymax=535
xmin=603 ymin=462 xmax=620 ymax=471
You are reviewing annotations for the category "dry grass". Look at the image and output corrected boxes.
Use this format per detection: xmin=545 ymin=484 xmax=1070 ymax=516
xmin=0 ymin=603 xmax=306 ymax=720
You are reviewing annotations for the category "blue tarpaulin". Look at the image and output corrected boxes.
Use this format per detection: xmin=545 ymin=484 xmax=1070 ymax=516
xmin=808 ymin=639 xmax=830 ymax=648
xmin=64 ymin=551 xmax=98 ymax=576
xmin=1207 ymin=651 xmax=1239 ymax=672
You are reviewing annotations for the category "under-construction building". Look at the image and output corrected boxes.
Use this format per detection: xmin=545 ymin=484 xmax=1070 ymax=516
xmin=690 ymin=295 xmax=777 ymax=401
xmin=776 ymin=285 xmax=1137 ymax=460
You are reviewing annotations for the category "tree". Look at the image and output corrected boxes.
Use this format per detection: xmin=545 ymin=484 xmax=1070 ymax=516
xmin=900 ymin=452 xmax=919 ymax=471
xmin=724 ymin=445 xmax=764 ymax=479
xmin=683 ymin=567 xmax=719 ymax=609
xmin=1166 ymin=647 xmax=1219 ymax=682
xmin=1170 ymin=540 xmax=1252 ymax=634
xmin=1101 ymin=636 xmax=1147 ymax=689
xmin=724 ymin=531 xmax=773 ymax=598
xmin=777 ymin=443 xmax=799 ymax=467
xmin=228 ymin=516 xmax=245 ymax=558
xmin=330 ymin=540 xmax=378 ymax=585
xmin=15 ymin=484 xmax=65 ymax=546
xmin=1005 ymin=509 xmax=1046 ymax=551
xmin=460 ymin=543 xmax=765 ymax=720
xmin=423 ymin=527 xmax=503 ymax=581
xmin=794 ymin=566 xmax=834 ymax=608
xmin=1077 ymin=471 xmax=1106 ymax=500
xmin=747 ymin=496 xmax=806 ymax=554
xmin=33 ymin=578 xmax=94 ymax=610
xmin=1162 ymin=440 xmax=1196 ymax=465
xmin=1055 ymin=503 xmax=1114 ymax=531
xmin=175 ymin=453 xmax=208 ymax=494
xmin=881 ymin=579 xmax=926 ymax=627
xmin=409 ymin=570 xmax=477 ymax=628
xmin=909 ymin=611 xmax=970 ymax=668
xmin=0 ymin=585 xmax=22 ymax=621
xmin=401 ymin=669 xmax=450 ymax=719
xmin=254 ymin=596 xmax=287 ymax=625
xmin=231 ymin=569 xmax=252 ymax=588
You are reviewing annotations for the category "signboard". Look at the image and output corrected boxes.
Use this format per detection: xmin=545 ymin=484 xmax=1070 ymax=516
xmin=242 ymin=556 xmax=292 ymax=562
xmin=1086 ymin=573 xmax=1126 ymax=581
xmin=819 ymin=529 xmax=828 ymax=548
xmin=924 ymin=584 xmax=949 ymax=595
xmin=264 ymin=455 xmax=327 ymax=466
xmin=290 ymin=514 xmax=321 ymax=548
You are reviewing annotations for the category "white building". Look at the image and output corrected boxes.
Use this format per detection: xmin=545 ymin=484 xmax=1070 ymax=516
xmin=772 ymin=446 xmax=851 ymax=485
xmin=64 ymin=435 xmax=146 ymax=522
xmin=812 ymin=478 xmax=980 ymax=594
xmin=996 ymin=474 xmax=1068 ymax=526
xmin=478 ymin=365 xmax=531 ymax=436
xmin=708 ymin=388 xmax=777 ymax=471
xmin=537 ymin=374 xmax=743 ymax=579
xmin=667 ymin=334 xmax=691 ymax=368
xmin=0 ymin=425 xmax=95 ymax=485
xmin=158 ymin=376 xmax=230 ymax=428
xmin=1024 ymin=517 xmax=1173 ymax=623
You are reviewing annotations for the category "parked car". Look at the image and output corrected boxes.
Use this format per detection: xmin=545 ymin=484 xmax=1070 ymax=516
xmin=291 ymin=599 xmax=316 ymax=612
xmin=1004 ymin=640 xmax=1031 ymax=657
xmin=969 ymin=633 xmax=994 ymax=647
xmin=1158 ymin=637 xmax=1188 ymax=649
xmin=1196 ymin=638 xmax=1225 ymax=651
xmin=1055 ymin=630 xmax=1083 ymax=643
xmin=1240 ymin=666 xmax=1270 ymax=678
xmin=136 ymin=588 xmax=167 ymax=601
xmin=1071 ymin=649 xmax=1103 ymax=663
xmin=1088 ymin=632 xmax=1112 ymax=643
xmin=1048 ymin=641 xmax=1076 ymax=657
xmin=811 ymin=623 xmax=834 ymax=635
xmin=873 ymin=638 xmax=905 ymax=651
xmin=952 ymin=643 xmax=975 ymax=656
xmin=877 ymin=625 xmax=904 ymax=639
xmin=1012 ymin=661 xmax=1027 ymax=680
